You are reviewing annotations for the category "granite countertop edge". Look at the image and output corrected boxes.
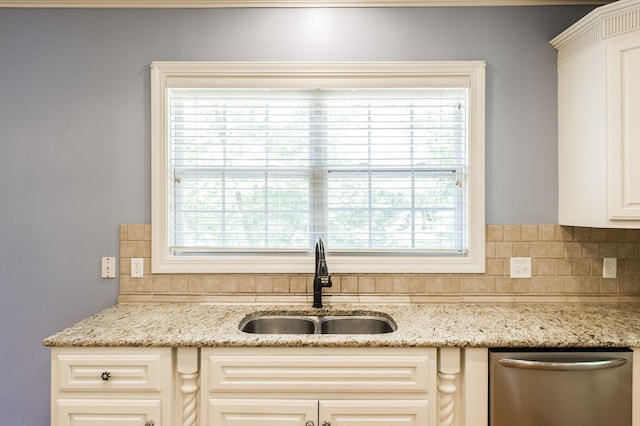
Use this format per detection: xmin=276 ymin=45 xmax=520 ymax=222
xmin=43 ymin=302 xmax=640 ymax=349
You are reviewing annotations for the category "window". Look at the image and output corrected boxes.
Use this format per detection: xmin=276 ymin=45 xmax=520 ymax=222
xmin=151 ymin=62 xmax=485 ymax=273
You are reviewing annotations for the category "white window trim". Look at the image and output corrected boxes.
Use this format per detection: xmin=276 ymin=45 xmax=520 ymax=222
xmin=151 ymin=61 xmax=485 ymax=274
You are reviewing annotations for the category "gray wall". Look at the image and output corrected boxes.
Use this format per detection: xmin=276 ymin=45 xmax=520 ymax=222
xmin=0 ymin=6 xmax=594 ymax=425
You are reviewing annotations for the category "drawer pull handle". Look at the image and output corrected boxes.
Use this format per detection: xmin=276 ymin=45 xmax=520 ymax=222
xmin=145 ymin=421 xmax=155 ymax=426
xmin=306 ymin=422 xmax=314 ymax=426
xmin=101 ymin=371 xmax=111 ymax=381
xmin=322 ymin=422 xmax=331 ymax=426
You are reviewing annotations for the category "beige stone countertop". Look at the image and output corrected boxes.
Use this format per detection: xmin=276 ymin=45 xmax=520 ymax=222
xmin=42 ymin=302 xmax=640 ymax=348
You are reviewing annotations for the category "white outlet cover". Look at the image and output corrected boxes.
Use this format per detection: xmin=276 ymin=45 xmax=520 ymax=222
xmin=510 ymin=257 xmax=532 ymax=279
xmin=131 ymin=258 xmax=144 ymax=278
xmin=603 ymin=257 xmax=617 ymax=279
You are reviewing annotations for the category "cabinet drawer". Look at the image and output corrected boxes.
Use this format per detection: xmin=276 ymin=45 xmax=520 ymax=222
xmin=54 ymin=348 xmax=167 ymax=392
xmin=206 ymin=351 xmax=431 ymax=393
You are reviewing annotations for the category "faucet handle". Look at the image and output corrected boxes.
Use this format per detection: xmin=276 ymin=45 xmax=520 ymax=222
xmin=319 ymin=275 xmax=332 ymax=288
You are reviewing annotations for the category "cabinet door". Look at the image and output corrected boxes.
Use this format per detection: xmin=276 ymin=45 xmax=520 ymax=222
xmin=209 ymin=399 xmax=317 ymax=426
xmin=319 ymin=400 xmax=429 ymax=426
xmin=608 ymin=33 xmax=640 ymax=220
xmin=56 ymin=399 xmax=161 ymax=426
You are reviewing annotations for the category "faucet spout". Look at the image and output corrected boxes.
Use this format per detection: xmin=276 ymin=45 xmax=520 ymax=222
xmin=313 ymin=238 xmax=332 ymax=308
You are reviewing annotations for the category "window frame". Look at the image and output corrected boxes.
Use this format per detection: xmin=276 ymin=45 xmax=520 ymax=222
xmin=151 ymin=61 xmax=485 ymax=274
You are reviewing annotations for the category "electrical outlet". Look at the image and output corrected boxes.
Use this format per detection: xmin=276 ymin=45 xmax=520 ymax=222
xmin=101 ymin=257 xmax=116 ymax=279
xmin=603 ymin=257 xmax=617 ymax=279
xmin=510 ymin=257 xmax=532 ymax=279
xmin=131 ymin=258 xmax=144 ymax=278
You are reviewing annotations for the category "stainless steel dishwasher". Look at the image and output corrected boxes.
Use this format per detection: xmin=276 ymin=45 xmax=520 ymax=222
xmin=490 ymin=348 xmax=632 ymax=426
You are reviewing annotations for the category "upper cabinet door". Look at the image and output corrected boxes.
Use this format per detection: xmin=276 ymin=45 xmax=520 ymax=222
xmin=608 ymin=33 xmax=640 ymax=220
xmin=552 ymin=0 xmax=640 ymax=228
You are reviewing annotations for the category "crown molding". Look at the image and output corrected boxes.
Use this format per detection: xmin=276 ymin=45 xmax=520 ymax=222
xmin=551 ymin=0 xmax=640 ymax=63
xmin=0 ymin=0 xmax=611 ymax=7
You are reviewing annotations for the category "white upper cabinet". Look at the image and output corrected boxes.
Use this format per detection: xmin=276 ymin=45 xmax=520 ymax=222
xmin=552 ymin=0 xmax=640 ymax=228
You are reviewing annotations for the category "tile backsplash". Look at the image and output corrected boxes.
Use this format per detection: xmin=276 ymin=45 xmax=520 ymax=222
xmin=118 ymin=224 xmax=640 ymax=303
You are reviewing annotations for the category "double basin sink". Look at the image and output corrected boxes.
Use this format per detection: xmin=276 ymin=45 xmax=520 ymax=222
xmin=239 ymin=312 xmax=396 ymax=335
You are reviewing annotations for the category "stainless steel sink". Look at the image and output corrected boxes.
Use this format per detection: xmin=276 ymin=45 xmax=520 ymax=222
xmin=239 ymin=313 xmax=396 ymax=335
xmin=319 ymin=316 xmax=395 ymax=334
xmin=240 ymin=316 xmax=317 ymax=334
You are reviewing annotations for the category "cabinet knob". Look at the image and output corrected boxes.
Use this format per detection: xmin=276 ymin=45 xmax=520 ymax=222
xmin=145 ymin=421 xmax=155 ymax=426
xmin=101 ymin=371 xmax=111 ymax=381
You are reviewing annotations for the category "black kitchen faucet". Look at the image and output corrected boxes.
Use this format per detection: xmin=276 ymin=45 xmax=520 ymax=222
xmin=312 ymin=238 xmax=332 ymax=308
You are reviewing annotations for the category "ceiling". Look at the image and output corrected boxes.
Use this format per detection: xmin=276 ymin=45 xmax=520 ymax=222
xmin=0 ymin=0 xmax=611 ymax=7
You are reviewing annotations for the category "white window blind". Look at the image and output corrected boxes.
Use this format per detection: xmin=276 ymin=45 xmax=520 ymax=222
xmin=151 ymin=61 xmax=485 ymax=274
xmin=168 ymin=88 xmax=468 ymax=255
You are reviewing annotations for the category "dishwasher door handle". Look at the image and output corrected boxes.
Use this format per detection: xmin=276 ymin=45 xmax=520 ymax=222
xmin=498 ymin=357 xmax=627 ymax=371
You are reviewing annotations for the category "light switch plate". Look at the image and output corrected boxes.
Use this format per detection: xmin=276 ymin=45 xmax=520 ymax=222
xmin=101 ymin=257 xmax=116 ymax=279
xmin=510 ymin=257 xmax=532 ymax=279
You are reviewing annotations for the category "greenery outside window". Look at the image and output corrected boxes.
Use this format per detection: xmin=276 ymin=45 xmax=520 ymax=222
xmin=151 ymin=61 xmax=485 ymax=273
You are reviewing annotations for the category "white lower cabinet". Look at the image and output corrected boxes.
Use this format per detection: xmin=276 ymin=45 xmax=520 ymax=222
xmin=51 ymin=347 xmax=172 ymax=426
xmin=201 ymin=347 xmax=437 ymax=426
xmin=51 ymin=346 xmax=485 ymax=426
